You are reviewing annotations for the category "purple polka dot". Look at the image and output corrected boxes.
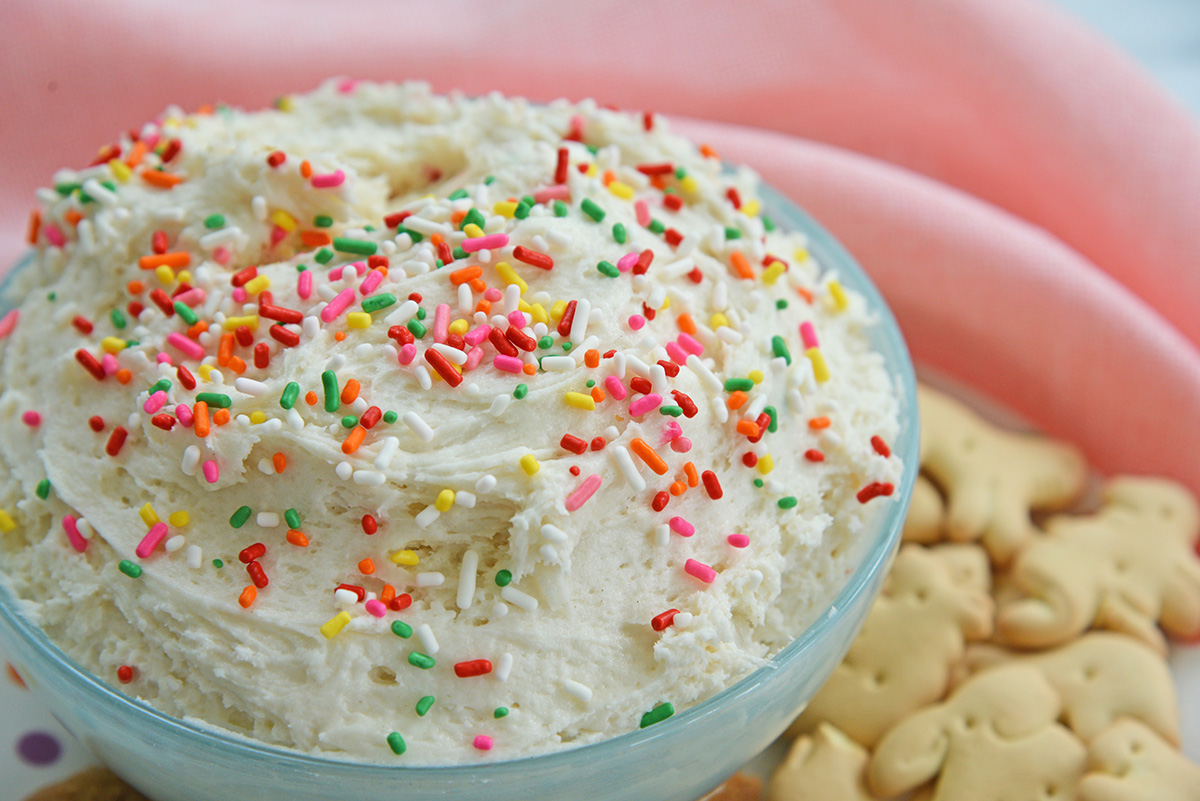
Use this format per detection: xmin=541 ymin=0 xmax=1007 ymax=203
xmin=16 ymin=731 xmax=61 ymax=766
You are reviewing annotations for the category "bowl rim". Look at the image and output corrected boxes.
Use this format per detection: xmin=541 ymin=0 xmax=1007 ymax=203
xmin=0 ymin=179 xmax=919 ymax=775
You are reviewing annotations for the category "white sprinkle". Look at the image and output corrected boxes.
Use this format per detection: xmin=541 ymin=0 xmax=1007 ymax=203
xmin=164 ymin=535 xmax=186 ymax=553
xmin=286 ymin=407 xmax=305 ymax=430
xmin=568 ymin=298 xmax=591 ymax=343
xmin=455 ymin=491 xmax=476 ymax=509
xmin=686 ymin=354 xmax=723 ymax=392
xmin=457 ymin=283 xmax=474 ymax=315
xmin=504 ymin=284 xmax=521 ymax=315
xmin=235 ymin=414 xmax=251 ymax=427
xmin=431 ymin=343 xmax=467 ymax=365
xmin=402 ymin=216 xmax=451 ymax=237
xmin=415 ymin=623 xmax=440 ymax=654
xmin=334 ymin=588 xmax=359 ymax=606
xmin=541 ymin=355 xmax=575 ymax=372
xmin=374 ymin=436 xmax=400 ymax=470
xmin=233 ymin=377 xmax=269 ymax=396
xmin=496 ymin=652 xmax=514 ymax=681
xmin=325 ymin=354 xmax=347 ymax=372
xmin=563 ymin=680 xmax=593 ymax=702
xmin=302 ymin=316 xmax=320 ymax=338
xmin=546 ymin=229 xmax=571 ymax=248
xmin=257 ymin=458 xmax=275 ymax=475
xmin=625 ymin=354 xmax=652 ymax=377
xmin=658 ymin=257 xmax=695 ymax=279
xmin=613 ymin=352 xmax=627 ymax=379
xmin=416 ymin=572 xmax=445 ymax=588
xmin=403 ymin=411 xmax=434 ymax=442
xmin=655 ymin=524 xmax=671 ymax=547
xmin=457 ymin=550 xmax=479 ymax=610
xmin=492 ymin=602 xmax=509 ymax=618
xmin=186 ymin=545 xmax=202 ymax=569
xmin=350 ymin=397 xmax=369 ymax=415
xmin=415 ymin=506 xmax=440 ymax=528
xmin=541 ymin=524 xmax=568 ymax=544
xmin=531 ymin=234 xmax=549 ymax=250
xmin=415 ymin=364 xmax=432 ymax=390
xmin=383 ymin=299 xmax=420 ymax=326
xmin=650 ymin=363 xmax=669 ymax=395
xmin=717 ymin=326 xmax=744 ymax=344
xmin=251 ymin=195 xmax=268 ymax=221
xmin=611 ymin=446 xmax=647 ymax=492
xmin=540 ymin=544 xmax=559 ymax=562
xmin=501 ymin=586 xmax=538 ymax=611
xmin=674 ymin=612 xmax=694 ymax=630
xmin=198 ymin=226 xmax=243 ymax=250
xmin=647 ymin=286 xmax=667 ymax=310
xmin=76 ymin=519 xmax=94 ymax=540
xmin=476 ymin=474 xmax=497 ymax=493
xmin=711 ymin=395 xmax=730 ymax=423
xmin=181 ymin=446 xmax=200 ymax=476
xmin=335 ymin=461 xmax=353 ymax=480
xmin=256 ymin=512 xmax=280 ymax=528
xmin=81 ymin=178 xmax=118 ymax=206
xmin=490 ymin=393 xmax=511 ymax=417
xmin=353 ymin=343 xmax=373 ymax=359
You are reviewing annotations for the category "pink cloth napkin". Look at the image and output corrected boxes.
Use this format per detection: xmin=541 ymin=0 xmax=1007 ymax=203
xmin=2 ymin=0 xmax=1198 ymax=492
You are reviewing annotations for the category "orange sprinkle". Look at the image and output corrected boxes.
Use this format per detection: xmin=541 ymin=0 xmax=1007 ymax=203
xmin=126 ymin=280 xmax=144 ymax=295
xmin=796 ymin=287 xmax=814 ymax=304
xmin=299 ymin=230 xmax=331 ymax=248
xmin=676 ymin=313 xmax=696 ymax=335
xmin=468 ymin=278 xmax=487 ymax=294
xmin=186 ymin=320 xmax=207 ymax=340
xmin=212 ymin=408 xmax=230 ymax=426
xmin=736 ymin=419 xmax=761 ymax=437
xmin=700 ymin=144 xmax=720 ymax=159
xmin=138 ymin=251 xmax=189 ymax=270
xmin=730 ymin=251 xmax=754 ymax=280
xmin=358 ymin=558 xmax=376 ymax=575
xmin=380 ymin=584 xmax=396 ymax=605
xmin=333 ymin=331 xmax=347 ymax=342
xmin=630 ymin=438 xmax=668 ymax=475
xmin=63 ymin=209 xmax=83 ymax=227
xmin=305 ymin=391 xmax=318 ymax=406
xmin=430 ymin=233 xmax=444 ymax=247
xmin=272 ymin=452 xmax=287 ymax=474
xmin=299 ymin=160 xmax=312 ymax=179
xmin=193 ymin=401 xmax=210 ymax=437
xmin=195 ymin=104 xmax=214 ymax=116
xmin=476 ymin=300 xmax=492 ymax=315
xmin=670 ymin=481 xmax=687 ymax=497
xmin=341 ymin=379 xmax=361 ymax=404
xmin=727 ymin=391 xmax=748 ymax=410
xmin=217 ymin=334 xmax=234 ymax=366
xmin=522 ymin=363 xmax=537 ymax=376
xmin=450 ymin=265 xmax=482 ymax=285
xmin=140 ymin=169 xmax=184 ymax=189
xmin=26 ymin=210 xmax=40 ymax=245
xmin=584 ymin=349 xmax=600 ymax=368
xmin=650 ymin=174 xmax=669 ymax=190
xmin=286 ymin=529 xmax=309 ymax=547
xmin=6 ymin=663 xmax=26 ymax=688
xmin=228 ymin=356 xmax=246 ymax=375
xmin=125 ymin=140 xmax=148 ymax=168
xmin=451 ymin=210 xmax=467 ymax=225
xmin=115 ymin=369 xmax=132 ymax=385
xmin=684 ymin=462 xmax=699 ymax=487
xmin=238 ymin=586 xmax=257 ymax=609
xmin=808 ymin=416 xmax=832 ymax=430
xmin=590 ymin=386 xmax=606 ymax=403
xmin=342 ymin=425 xmax=367 ymax=454
xmin=602 ymin=169 xmax=616 ymax=186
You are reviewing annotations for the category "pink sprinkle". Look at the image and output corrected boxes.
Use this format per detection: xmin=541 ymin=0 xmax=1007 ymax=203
xmin=634 ymin=200 xmax=651 ymax=227
xmin=21 ymin=411 xmax=41 ymax=427
xmin=628 ymin=393 xmax=662 ymax=416
xmin=167 ymin=332 xmax=205 ymax=361
xmin=473 ymin=735 xmax=494 ymax=752
xmin=338 ymin=79 xmax=359 ymax=93
xmin=677 ymin=333 xmax=704 ymax=356
xmin=176 ymin=404 xmax=194 ymax=427
xmin=365 ymin=599 xmax=387 ymax=618
xmin=63 ymin=516 xmax=88 ymax=553
xmin=617 ymin=252 xmax=639 ymax=272
xmin=213 ymin=247 xmax=231 ymax=265
xmin=665 ymin=342 xmax=688 ymax=364
xmin=270 ymin=225 xmax=287 ymax=246
xmin=100 ymin=353 xmax=119 ymax=376
xmin=684 ymin=558 xmax=716 ymax=584
xmin=627 ymin=315 xmax=646 ymax=330
xmin=461 ymin=233 xmax=509 ymax=253
xmin=398 ymin=344 xmax=417 ymax=365
xmin=44 ymin=224 xmax=65 ymax=247
xmin=670 ymin=437 xmax=692 ymax=453
xmin=0 ymin=310 xmax=20 ymax=340
xmin=506 ymin=310 xmax=527 ymax=329
xmin=727 ymin=534 xmax=750 ymax=548
xmin=155 ymin=352 xmax=173 ymax=365
xmin=533 ymin=184 xmax=570 ymax=204
xmin=464 ymin=346 xmax=486 ymax=371
xmin=360 ymin=268 xmax=384 ymax=296
xmin=202 ymin=460 xmax=219 ymax=484
xmin=433 ymin=304 xmax=451 ymax=344
xmin=135 ymin=523 xmax=169 ymax=559
xmin=328 ymin=266 xmax=345 ymax=282
xmin=320 ymin=288 xmax=356 ymax=323
xmin=668 ymin=517 xmax=694 ymax=537
xmin=565 ymin=474 xmax=603 ymax=512
xmin=231 ymin=287 xmax=247 ymax=303
xmin=351 ymin=261 xmax=368 ymax=276
xmin=800 ymin=321 xmax=819 ymax=349
xmin=464 ymin=325 xmax=491 ymax=346
xmin=494 ymin=354 xmax=524 ymax=373
xmin=298 ymin=270 xmax=313 ymax=300
xmin=311 ymin=169 xmax=346 ymax=189
xmin=604 ymin=375 xmax=627 ymax=400
xmin=143 ymin=391 xmax=168 ymax=414
xmin=173 ymin=288 xmax=205 ymax=307
xmin=483 ymin=287 xmax=503 ymax=302
xmin=661 ymin=422 xmax=682 ymax=442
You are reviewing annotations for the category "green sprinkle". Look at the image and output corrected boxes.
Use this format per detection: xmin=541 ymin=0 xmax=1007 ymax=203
xmin=284 ymin=509 xmax=301 ymax=529
xmin=35 ymin=479 xmax=50 ymax=500
xmin=391 ymin=620 xmax=413 ymax=639
xmin=118 ymin=560 xmax=142 ymax=579
xmin=213 ymin=559 xmax=224 ymax=568
xmin=561 ymin=342 xmax=572 ymax=352
xmin=386 ymin=732 xmax=407 ymax=755
xmin=174 ymin=302 xmax=198 ymax=325
xmin=362 ymin=293 xmax=397 ymax=313
xmin=659 ymin=405 xmax=684 ymax=417
xmin=448 ymin=188 xmax=469 ymax=201
xmin=776 ymin=299 xmax=789 ymax=310
xmin=195 ymin=392 xmax=232 ymax=409
xmin=522 ymin=195 xmax=536 ymax=207
xmin=383 ymin=411 xmax=398 ymax=424
xmin=597 ymin=260 xmax=619 ymax=278
xmin=675 ymin=166 xmax=688 ymax=179
xmin=495 ymin=569 xmax=513 ymax=587
xmin=397 ymin=227 xmax=424 ymax=243
xmin=55 ymin=182 xmax=81 ymax=196
xmin=125 ymin=340 xmax=140 ymax=348
xmin=149 ymin=379 xmax=172 ymax=395
xmin=101 ymin=180 xmax=117 ymax=193
xmin=723 ymin=378 xmax=754 ymax=392
xmin=280 ymin=382 xmax=300 ymax=410
xmin=452 ymin=246 xmax=467 ymax=261
xmin=762 ymin=215 xmax=777 ymax=232
xmin=586 ymin=145 xmax=599 ymax=155
xmin=640 ymin=702 xmax=675 ymax=729
xmin=585 ymin=379 xmax=596 ymax=388
xmin=581 ymin=198 xmax=606 ymax=222
xmin=110 ymin=309 xmax=127 ymax=330
xmin=778 ymin=496 xmax=799 ymax=510
xmin=513 ymin=384 xmax=528 ymax=400
xmin=416 ymin=307 xmax=427 ymax=321
xmin=764 ymin=406 xmax=779 ymax=433
xmin=771 ymin=335 xmax=792 ymax=364
xmin=553 ymin=200 xmax=569 ymax=217
xmin=297 ymin=264 xmax=309 ymax=272
xmin=514 ymin=201 xmax=532 ymax=220
xmin=47 ymin=292 xmax=56 ymax=301
xmin=724 ymin=227 xmax=742 ymax=240
xmin=648 ymin=219 xmax=665 ymax=234
xmin=407 ymin=319 xmax=426 ymax=339
xmin=434 ymin=259 xmax=444 ymax=269
xmin=408 ymin=652 xmax=436 ymax=670
xmin=321 ymin=371 xmax=339 ymax=412
xmin=462 ymin=208 xmax=486 ymax=230
xmin=314 ymin=248 xmax=334 ymax=264
xmin=332 ymin=236 xmax=377 ymax=256
xmin=537 ymin=335 xmax=554 ymax=350
xmin=416 ymin=696 xmax=436 ymax=717
xmin=341 ymin=415 xmax=358 ymax=429
xmin=229 ymin=506 xmax=252 ymax=528
xmin=753 ymin=478 xmax=764 ymax=488
xmin=203 ymin=214 xmax=225 ymax=229
xmin=484 ymin=175 xmax=496 ymax=185
xmin=494 ymin=707 xmax=509 ymax=719
xmin=313 ymin=215 xmax=333 ymax=228
xmin=612 ymin=223 xmax=627 ymax=244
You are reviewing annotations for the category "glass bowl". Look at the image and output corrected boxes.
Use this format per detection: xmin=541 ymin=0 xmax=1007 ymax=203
xmin=0 ymin=181 xmax=918 ymax=801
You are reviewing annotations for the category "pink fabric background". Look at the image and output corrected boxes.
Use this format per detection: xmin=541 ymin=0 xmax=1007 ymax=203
xmin=2 ymin=0 xmax=1198 ymax=492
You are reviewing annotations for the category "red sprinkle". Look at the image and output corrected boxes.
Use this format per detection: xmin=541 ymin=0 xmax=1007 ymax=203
xmin=630 ymin=376 xmax=653 ymax=396
xmin=360 ymin=407 xmax=382 ymax=429
xmin=88 ymin=416 xmax=105 ymax=432
xmin=437 ymin=241 xmax=453 ymax=265
xmin=260 ymin=304 xmax=303 ymax=324
xmin=105 ymin=426 xmax=128 ymax=456
xmin=742 ymin=452 xmax=758 ymax=468
xmin=72 ymin=316 xmax=94 ymax=335
xmin=234 ymin=325 xmax=254 ymax=348
xmin=556 ymin=300 xmax=577 ymax=337
xmin=702 ymin=470 xmax=723 ymax=500
xmin=454 ymin=659 xmax=493 ymax=678
xmin=857 ymin=482 xmax=895 ymax=504
xmin=270 ymin=325 xmax=300 ymax=348
xmin=151 ymin=230 xmax=169 ymax=254
xmin=368 ymin=255 xmax=389 ymax=270
xmin=149 ymin=288 xmax=175 ymax=316
xmin=231 ymin=266 xmax=258 ymax=287
xmin=254 ymin=342 xmax=270 ymax=369
xmin=390 ymin=325 xmax=416 ymax=347
xmin=116 ymin=665 xmax=134 ymax=684
xmin=726 ymin=188 xmax=742 ymax=209
xmin=246 ymin=561 xmax=269 ymax=589
xmin=513 ymin=246 xmax=553 ymax=271
xmin=651 ymin=608 xmax=680 ymax=632
xmin=361 ymin=514 xmax=378 ymax=535
xmin=385 ymin=211 xmax=412 ymax=228
xmin=238 ymin=543 xmax=266 ymax=564
xmin=424 ymin=348 xmax=463 ymax=387
xmin=651 ymin=491 xmax=670 ymax=512
xmin=554 ymin=147 xmax=569 ymax=185
xmin=177 ymin=365 xmax=197 ymax=390
xmin=804 ymin=449 xmax=825 ymax=462
xmin=336 ymin=584 xmax=366 ymax=602
xmin=590 ymin=436 xmax=607 ymax=451
xmin=687 ymin=267 xmax=704 ymax=284
xmin=871 ymin=435 xmax=892 ymax=458
xmin=505 ymin=326 xmax=537 ymax=352
xmin=159 ymin=139 xmax=182 ymax=164
xmin=656 ymin=359 xmax=680 ymax=378
xmin=151 ymin=414 xmax=175 ymax=431
xmin=488 ymin=326 xmax=518 ymax=356
xmin=636 ymin=163 xmax=674 ymax=176
xmin=671 ymin=390 xmax=698 ymax=418
xmin=664 ymin=228 xmax=683 ymax=247
xmin=266 ymin=150 xmax=286 ymax=168
xmin=569 ymin=465 xmax=581 ymax=476
xmin=560 ymin=434 xmax=588 ymax=454
xmin=663 ymin=193 xmax=683 ymax=211
xmin=390 ymin=593 xmax=413 ymax=611
xmin=633 ymin=249 xmax=654 ymax=275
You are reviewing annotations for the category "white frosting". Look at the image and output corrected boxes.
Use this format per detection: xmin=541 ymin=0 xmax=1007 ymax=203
xmin=0 ymin=80 xmax=902 ymax=764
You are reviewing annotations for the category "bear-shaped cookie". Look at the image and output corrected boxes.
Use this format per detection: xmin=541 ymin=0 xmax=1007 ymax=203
xmin=768 ymin=723 xmax=874 ymax=801
xmin=1080 ymin=719 xmax=1200 ymax=801
xmin=904 ymin=474 xmax=945 ymax=544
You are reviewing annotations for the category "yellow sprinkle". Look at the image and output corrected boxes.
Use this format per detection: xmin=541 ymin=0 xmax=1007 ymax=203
xmin=435 ymin=489 xmax=456 ymax=512
xmin=243 ymin=275 xmax=271 ymax=295
xmin=762 ymin=261 xmax=786 ymax=286
xmin=249 ymin=411 xmax=267 ymax=425
xmin=155 ymin=265 xmax=175 ymax=286
xmin=494 ymin=201 xmax=518 ymax=218
xmin=608 ymin=181 xmax=634 ymax=200
xmin=530 ymin=303 xmax=549 ymax=326
xmin=462 ymin=223 xmax=484 ymax=238
xmin=742 ymin=199 xmax=761 ymax=217
xmin=807 ymin=347 xmax=831 ymax=383
xmin=517 ymin=298 xmax=532 ymax=315
xmin=168 ymin=511 xmax=189 ymax=527
xmin=757 ymin=454 xmax=775 ymax=475
xmin=270 ymin=209 xmax=297 ymax=232
xmin=550 ymin=300 xmax=567 ymax=321
xmin=108 ymin=159 xmax=131 ymax=183
xmin=138 ymin=503 xmax=159 ymax=528
xmin=495 ymin=261 xmax=527 ymax=294
xmin=320 ymin=611 xmax=352 ymax=639
xmin=679 ymin=175 xmax=699 ymax=195
xmin=519 ymin=454 xmax=541 ymax=476
xmin=391 ymin=550 xmax=419 ymax=566
xmin=585 ymin=164 xmax=598 ymax=178
xmin=828 ymin=280 xmax=849 ymax=312
xmin=794 ymin=246 xmax=810 ymax=263
xmin=448 ymin=318 xmax=469 ymax=336
xmin=749 ymin=370 xmax=764 ymax=384
xmin=346 ymin=312 xmax=372 ymax=329
xmin=710 ymin=313 xmax=730 ymax=329
xmin=198 ymin=364 xmax=214 ymax=380
xmin=564 ymin=392 xmax=596 ymax=411
xmin=223 ymin=315 xmax=259 ymax=331
xmin=661 ymin=296 xmax=671 ymax=310
xmin=276 ymin=96 xmax=295 ymax=112
xmin=177 ymin=270 xmax=192 ymax=284
xmin=100 ymin=337 xmax=126 ymax=354
xmin=0 ymin=509 xmax=15 ymax=533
